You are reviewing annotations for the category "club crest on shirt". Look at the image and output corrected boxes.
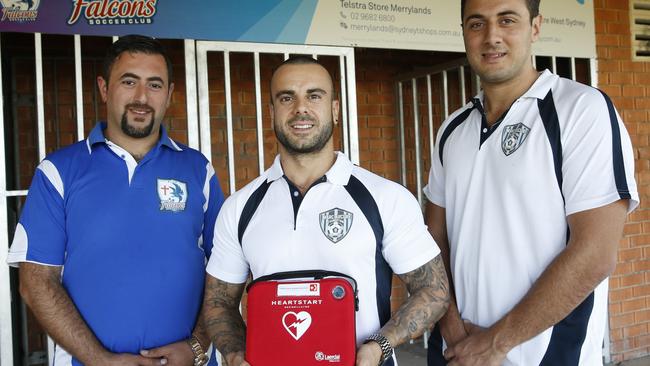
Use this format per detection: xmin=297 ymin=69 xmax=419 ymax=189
xmin=157 ymin=179 xmax=187 ymax=212
xmin=319 ymin=208 xmax=353 ymax=243
xmin=502 ymin=122 xmax=531 ymax=156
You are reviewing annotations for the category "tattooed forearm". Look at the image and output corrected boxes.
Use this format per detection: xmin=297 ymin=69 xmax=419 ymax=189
xmin=202 ymin=275 xmax=248 ymax=360
xmin=379 ymin=256 xmax=450 ymax=347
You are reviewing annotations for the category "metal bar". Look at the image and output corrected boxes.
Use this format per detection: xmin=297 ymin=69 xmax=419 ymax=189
xmin=551 ymin=56 xmax=557 ymax=74
xmin=20 ymin=301 xmax=28 ymax=365
xmin=74 ymin=35 xmax=85 ymax=141
xmin=48 ymin=337 xmax=55 ymax=365
xmin=195 ymin=40 xmax=355 ymax=56
xmin=196 ymin=43 xmax=212 ymax=161
xmin=459 ymin=65 xmax=466 ymax=104
xmin=532 ymin=54 xmax=537 ymax=69
xmin=397 ymin=82 xmax=406 ymax=185
xmin=570 ymin=57 xmax=577 ymax=81
xmin=589 ymin=58 xmax=598 ymax=88
xmin=339 ymin=55 xmax=350 ymax=159
xmin=604 ymin=294 xmax=611 ymax=364
xmin=253 ymin=52 xmax=265 ymax=174
xmin=442 ymin=71 xmax=449 ymax=118
xmin=0 ymin=33 xmax=15 ymax=366
xmin=224 ymin=52 xmax=236 ymax=194
xmin=344 ymin=51 xmax=359 ymax=165
xmin=426 ymin=75 xmax=434 ymax=162
xmin=35 ymin=33 xmax=46 ymax=161
xmin=411 ymin=79 xmax=423 ymax=206
xmin=5 ymin=190 xmax=29 ymax=197
xmin=396 ymin=58 xmax=467 ymax=82
xmin=53 ymin=60 xmax=61 ymax=149
xmin=184 ymin=40 xmax=200 ymax=150
xmin=93 ymin=61 xmax=99 ymax=123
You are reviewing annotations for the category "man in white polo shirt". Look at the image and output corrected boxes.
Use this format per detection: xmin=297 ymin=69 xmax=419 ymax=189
xmin=425 ymin=0 xmax=638 ymax=365
xmin=202 ymin=56 xmax=450 ymax=366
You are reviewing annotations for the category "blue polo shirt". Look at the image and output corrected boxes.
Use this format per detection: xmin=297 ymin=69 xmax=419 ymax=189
xmin=8 ymin=122 xmax=224 ymax=365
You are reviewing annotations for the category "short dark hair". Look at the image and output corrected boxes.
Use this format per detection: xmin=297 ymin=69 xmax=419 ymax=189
xmin=461 ymin=0 xmax=540 ymax=22
xmin=102 ymin=34 xmax=173 ymax=84
xmin=270 ymin=56 xmax=336 ymax=104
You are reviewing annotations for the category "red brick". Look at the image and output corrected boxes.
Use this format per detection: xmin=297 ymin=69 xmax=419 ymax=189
xmin=606 ymin=22 xmax=631 ymax=35
xmin=623 ymin=86 xmax=646 ymax=98
xmin=611 ymin=312 xmax=636 ymax=329
xmin=621 ymin=273 xmax=646 ymax=287
xmin=611 ymin=287 xmax=634 ymax=303
xmin=622 ymin=298 xmax=648 ymax=313
xmin=604 ymin=0 xmax=628 ymax=10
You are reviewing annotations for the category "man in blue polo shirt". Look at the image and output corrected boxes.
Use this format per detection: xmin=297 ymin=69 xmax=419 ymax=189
xmin=8 ymin=35 xmax=223 ymax=366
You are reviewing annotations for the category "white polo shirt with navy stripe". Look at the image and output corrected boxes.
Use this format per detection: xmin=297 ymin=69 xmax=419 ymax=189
xmin=8 ymin=122 xmax=224 ymax=366
xmin=424 ymin=70 xmax=638 ymax=366
xmin=207 ymin=152 xmax=440 ymax=365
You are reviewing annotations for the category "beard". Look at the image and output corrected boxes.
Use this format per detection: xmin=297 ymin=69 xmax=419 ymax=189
xmin=120 ymin=103 xmax=155 ymax=139
xmin=275 ymin=114 xmax=334 ymax=155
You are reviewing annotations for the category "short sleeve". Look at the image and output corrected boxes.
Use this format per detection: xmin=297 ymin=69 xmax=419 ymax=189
xmin=561 ymin=90 xmax=639 ymax=215
xmin=205 ymin=196 xmax=250 ymax=284
xmin=381 ymin=184 xmax=441 ymax=275
xmin=423 ymin=129 xmax=446 ymax=207
xmin=201 ymin=163 xmax=225 ymax=259
xmin=8 ymin=161 xmax=67 ymax=267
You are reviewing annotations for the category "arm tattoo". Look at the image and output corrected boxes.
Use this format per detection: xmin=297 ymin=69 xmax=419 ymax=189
xmin=381 ymin=256 xmax=450 ymax=346
xmin=202 ymin=276 xmax=247 ymax=358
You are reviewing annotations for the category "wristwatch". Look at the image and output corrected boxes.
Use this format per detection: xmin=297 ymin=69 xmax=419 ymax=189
xmin=363 ymin=333 xmax=393 ymax=365
xmin=187 ymin=335 xmax=209 ymax=366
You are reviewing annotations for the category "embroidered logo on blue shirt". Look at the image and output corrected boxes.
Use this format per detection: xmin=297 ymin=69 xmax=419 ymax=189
xmin=157 ymin=179 xmax=187 ymax=212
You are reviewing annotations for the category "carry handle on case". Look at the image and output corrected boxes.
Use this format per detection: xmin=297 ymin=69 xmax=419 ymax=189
xmin=245 ymin=270 xmax=359 ymax=366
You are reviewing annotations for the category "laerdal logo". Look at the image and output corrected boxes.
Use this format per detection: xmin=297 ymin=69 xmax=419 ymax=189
xmin=1 ymin=0 xmax=40 ymax=22
xmin=315 ymin=351 xmax=341 ymax=363
xmin=67 ymin=0 xmax=157 ymax=25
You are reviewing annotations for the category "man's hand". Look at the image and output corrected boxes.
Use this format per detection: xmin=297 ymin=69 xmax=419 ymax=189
xmin=355 ymin=342 xmax=382 ymax=366
xmin=439 ymin=306 xmax=469 ymax=348
xmin=224 ymin=352 xmax=250 ymax=366
xmin=140 ymin=340 xmax=194 ymax=366
xmin=98 ymin=353 xmax=168 ymax=366
xmin=443 ymin=321 xmax=507 ymax=366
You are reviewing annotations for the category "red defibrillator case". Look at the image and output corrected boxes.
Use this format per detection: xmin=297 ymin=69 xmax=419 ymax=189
xmin=245 ymin=270 xmax=358 ymax=365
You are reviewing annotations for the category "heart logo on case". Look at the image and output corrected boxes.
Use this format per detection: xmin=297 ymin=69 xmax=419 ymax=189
xmin=282 ymin=311 xmax=312 ymax=340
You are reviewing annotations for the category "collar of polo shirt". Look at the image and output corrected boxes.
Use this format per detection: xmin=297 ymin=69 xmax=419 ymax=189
xmin=266 ymin=151 xmax=355 ymax=186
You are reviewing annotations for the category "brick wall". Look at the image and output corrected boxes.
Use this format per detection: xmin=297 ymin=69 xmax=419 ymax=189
xmin=595 ymin=0 xmax=650 ymax=362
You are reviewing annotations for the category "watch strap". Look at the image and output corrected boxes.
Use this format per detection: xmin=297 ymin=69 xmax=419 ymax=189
xmin=363 ymin=333 xmax=393 ymax=365
xmin=188 ymin=335 xmax=209 ymax=366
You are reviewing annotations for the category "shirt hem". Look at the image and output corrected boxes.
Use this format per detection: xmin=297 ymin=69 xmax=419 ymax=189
xmin=565 ymin=192 xmax=639 ymax=216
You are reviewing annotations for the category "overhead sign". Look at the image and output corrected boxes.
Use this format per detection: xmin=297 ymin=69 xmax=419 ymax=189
xmin=0 ymin=0 xmax=596 ymax=58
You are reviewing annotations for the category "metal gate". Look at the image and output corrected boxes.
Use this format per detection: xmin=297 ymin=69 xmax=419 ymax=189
xmin=191 ymin=40 xmax=359 ymax=194
xmin=0 ymin=34 xmax=358 ymax=365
